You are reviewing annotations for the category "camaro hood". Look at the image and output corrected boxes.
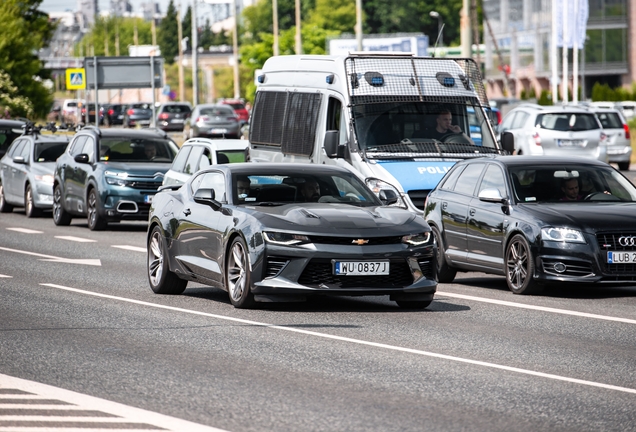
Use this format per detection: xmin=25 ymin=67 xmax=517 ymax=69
xmin=246 ymin=204 xmax=425 ymax=234
xmin=520 ymin=203 xmax=636 ymax=232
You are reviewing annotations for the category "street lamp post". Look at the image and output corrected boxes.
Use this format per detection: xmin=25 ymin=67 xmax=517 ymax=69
xmin=430 ymin=11 xmax=443 ymax=47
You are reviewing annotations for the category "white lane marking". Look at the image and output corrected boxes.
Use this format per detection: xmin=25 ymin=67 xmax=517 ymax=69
xmin=6 ymin=228 xmax=43 ymax=234
xmin=55 ymin=236 xmax=97 ymax=243
xmin=0 ymin=246 xmax=101 ymax=267
xmin=0 ymin=373 xmax=227 ymax=431
xmin=40 ymin=283 xmax=636 ymax=395
xmin=437 ymin=291 xmax=636 ymax=325
xmin=112 ymin=245 xmax=147 ymax=253
xmin=0 ymin=274 xmax=12 ymax=278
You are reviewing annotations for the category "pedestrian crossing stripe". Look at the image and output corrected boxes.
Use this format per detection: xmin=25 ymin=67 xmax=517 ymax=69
xmin=66 ymin=68 xmax=86 ymax=90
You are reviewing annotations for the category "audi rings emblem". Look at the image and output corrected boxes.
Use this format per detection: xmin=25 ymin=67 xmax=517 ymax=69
xmin=618 ymin=236 xmax=636 ymax=247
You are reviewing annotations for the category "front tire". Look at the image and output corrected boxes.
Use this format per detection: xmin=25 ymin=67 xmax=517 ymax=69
xmin=505 ymin=234 xmax=541 ymax=294
xmin=0 ymin=181 xmax=14 ymax=213
xmin=147 ymin=225 xmax=187 ymax=294
xmin=432 ymin=226 xmax=457 ymax=283
xmin=87 ymin=188 xmax=107 ymax=230
xmin=52 ymin=184 xmax=71 ymax=225
xmin=226 ymin=236 xmax=255 ymax=308
xmin=25 ymin=184 xmax=43 ymax=218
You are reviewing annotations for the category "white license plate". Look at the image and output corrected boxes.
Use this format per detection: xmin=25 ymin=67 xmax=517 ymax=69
xmin=144 ymin=195 xmax=153 ymax=204
xmin=333 ymin=260 xmax=390 ymax=276
xmin=171 ymin=119 xmax=184 ymax=123
xmin=210 ymin=128 xmax=228 ymax=134
xmin=607 ymin=251 xmax=636 ymax=263
xmin=557 ymin=139 xmax=584 ymax=147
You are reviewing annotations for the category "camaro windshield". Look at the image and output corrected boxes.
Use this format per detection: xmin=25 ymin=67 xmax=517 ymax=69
xmin=509 ymin=165 xmax=636 ymax=203
xmin=234 ymin=171 xmax=381 ymax=206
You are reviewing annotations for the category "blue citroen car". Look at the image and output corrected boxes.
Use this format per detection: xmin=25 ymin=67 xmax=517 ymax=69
xmin=53 ymin=127 xmax=179 ymax=230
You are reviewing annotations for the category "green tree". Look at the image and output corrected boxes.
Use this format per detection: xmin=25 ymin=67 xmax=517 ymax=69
xmin=182 ymin=6 xmax=192 ymax=50
xmin=0 ymin=0 xmax=55 ymax=118
xmin=158 ymin=0 xmax=179 ymax=64
xmin=77 ymin=17 xmax=152 ymax=57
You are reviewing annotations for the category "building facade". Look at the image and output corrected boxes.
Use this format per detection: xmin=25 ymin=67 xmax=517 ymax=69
xmin=483 ymin=0 xmax=634 ymax=100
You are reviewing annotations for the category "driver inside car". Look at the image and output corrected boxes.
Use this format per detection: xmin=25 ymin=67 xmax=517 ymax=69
xmin=430 ymin=110 xmax=462 ymax=141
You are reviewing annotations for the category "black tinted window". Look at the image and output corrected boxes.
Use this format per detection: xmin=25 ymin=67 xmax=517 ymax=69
xmin=595 ymin=112 xmax=623 ymax=129
xmin=452 ymin=164 xmax=485 ymax=196
xmin=35 ymin=142 xmax=67 ymax=162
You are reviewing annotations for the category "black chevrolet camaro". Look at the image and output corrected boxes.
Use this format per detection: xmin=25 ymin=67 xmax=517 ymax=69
xmin=425 ymin=155 xmax=636 ymax=294
xmin=147 ymin=163 xmax=437 ymax=309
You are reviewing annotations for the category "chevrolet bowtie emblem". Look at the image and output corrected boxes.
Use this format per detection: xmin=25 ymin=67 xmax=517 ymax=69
xmin=352 ymin=239 xmax=369 ymax=245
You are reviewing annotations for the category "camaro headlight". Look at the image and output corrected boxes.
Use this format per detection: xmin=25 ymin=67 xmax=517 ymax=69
xmin=541 ymin=227 xmax=586 ymax=243
xmin=402 ymin=232 xmax=432 ymax=246
xmin=263 ymin=231 xmax=311 ymax=246
xmin=365 ymin=178 xmax=407 ymax=209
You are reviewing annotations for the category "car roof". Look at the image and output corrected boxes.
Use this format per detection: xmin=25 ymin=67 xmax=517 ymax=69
xmin=199 ymin=162 xmax=354 ymax=176
xmin=460 ymin=155 xmax=612 ymax=168
xmin=0 ymin=119 xmax=27 ymax=128
xmin=78 ymin=127 xmax=171 ymax=139
xmin=181 ymin=138 xmax=248 ymax=151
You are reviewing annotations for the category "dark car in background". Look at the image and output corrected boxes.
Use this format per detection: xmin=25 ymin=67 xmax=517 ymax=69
xmin=80 ymin=103 xmax=104 ymax=125
xmin=183 ymin=104 xmax=241 ymax=139
xmin=425 ymin=155 xmax=636 ymax=295
xmin=53 ymin=127 xmax=179 ymax=230
xmin=148 ymin=163 xmax=437 ymax=309
xmin=0 ymin=124 xmax=69 ymax=217
xmin=0 ymin=119 xmax=26 ymax=158
xmin=103 ymin=103 xmax=126 ymax=126
xmin=156 ymin=102 xmax=192 ymax=132
xmin=124 ymin=102 xmax=153 ymax=128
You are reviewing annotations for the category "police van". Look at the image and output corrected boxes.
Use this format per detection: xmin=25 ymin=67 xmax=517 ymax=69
xmin=248 ymin=52 xmax=512 ymax=214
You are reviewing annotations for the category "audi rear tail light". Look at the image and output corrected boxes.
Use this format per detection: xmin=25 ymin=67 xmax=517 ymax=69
xmin=158 ymin=113 xmax=169 ymax=120
xmin=624 ymin=123 xmax=631 ymax=139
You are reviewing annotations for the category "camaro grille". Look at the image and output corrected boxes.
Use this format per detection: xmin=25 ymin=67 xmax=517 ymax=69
xmin=298 ymin=258 xmax=413 ymax=288
xmin=417 ymin=259 xmax=435 ymax=279
xmin=308 ymin=236 xmax=403 ymax=245
xmin=265 ymin=258 xmax=289 ymax=278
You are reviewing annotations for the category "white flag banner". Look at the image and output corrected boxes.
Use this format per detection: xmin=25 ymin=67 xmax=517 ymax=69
xmin=556 ymin=0 xmax=589 ymax=48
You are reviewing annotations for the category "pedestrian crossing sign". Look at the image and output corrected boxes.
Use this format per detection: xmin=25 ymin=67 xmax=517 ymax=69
xmin=66 ymin=68 xmax=86 ymax=90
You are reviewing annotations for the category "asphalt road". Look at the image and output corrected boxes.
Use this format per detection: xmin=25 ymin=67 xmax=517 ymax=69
xmin=1 ymin=211 xmax=635 ymax=432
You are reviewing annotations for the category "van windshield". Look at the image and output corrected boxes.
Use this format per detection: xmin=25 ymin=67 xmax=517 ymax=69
xmin=352 ymin=99 xmax=498 ymax=158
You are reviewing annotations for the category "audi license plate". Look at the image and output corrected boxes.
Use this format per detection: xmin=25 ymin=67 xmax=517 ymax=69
xmin=333 ymin=260 xmax=390 ymax=276
xmin=607 ymin=251 xmax=636 ymax=263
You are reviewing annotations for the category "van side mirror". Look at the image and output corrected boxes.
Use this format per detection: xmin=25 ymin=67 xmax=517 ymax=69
xmin=501 ymin=131 xmax=515 ymax=154
xmin=323 ymin=130 xmax=341 ymax=158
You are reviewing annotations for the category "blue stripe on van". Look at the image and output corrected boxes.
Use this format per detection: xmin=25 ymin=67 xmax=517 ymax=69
xmin=376 ymin=160 xmax=457 ymax=191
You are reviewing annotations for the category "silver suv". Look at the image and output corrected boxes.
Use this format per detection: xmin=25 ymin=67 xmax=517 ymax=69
xmin=498 ymin=104 xmax=608 ymax=162
xmin=588 ymin=107 xmax=631 ymax=170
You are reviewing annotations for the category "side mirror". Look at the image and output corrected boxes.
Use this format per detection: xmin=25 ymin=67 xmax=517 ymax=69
xmin=74 ymin=153 xmax=90 ymax=164
xmin=323 ymin=130 xmax=341 ymax=158
xmin=501 ymin=131 xmax=515 ymax=154
xmin=478 ymin=188 xmax=507 ymax=203
xmin=193 ymin=188 xmax=221 ymax=210
xmin=379 ymin=189 xmax=399 ymax=206
xmin=12 ymin=156 xmax=27 ymax=165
